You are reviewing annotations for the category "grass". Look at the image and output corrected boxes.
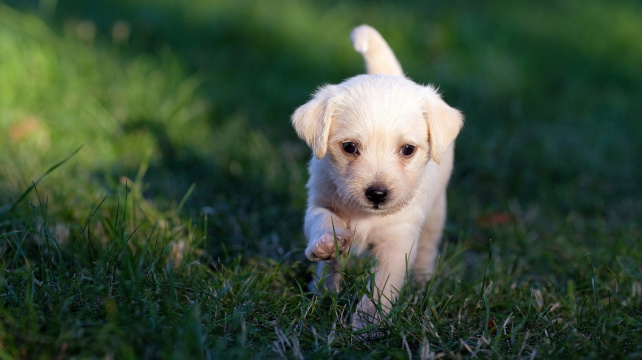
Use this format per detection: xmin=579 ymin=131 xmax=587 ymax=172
xmin=1 ymin=0 xmax=641 ymax=358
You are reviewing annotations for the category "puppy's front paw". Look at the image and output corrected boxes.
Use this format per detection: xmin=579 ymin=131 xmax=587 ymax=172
xmin=352 ymin=296 xmax=378 ymax=330
xmin=305 ymin=229 xmax=352 ymax=261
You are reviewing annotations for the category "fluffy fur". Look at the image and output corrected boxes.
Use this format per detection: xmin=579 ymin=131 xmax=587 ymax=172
xmin=291 ymin=24 xmax=463 ymax=328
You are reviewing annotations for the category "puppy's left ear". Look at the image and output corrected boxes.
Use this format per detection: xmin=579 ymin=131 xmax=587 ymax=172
xmin=291 ymin=85 xmax=338 ymax=159
xmin=423 ymin=89 xmax=464 ymax=164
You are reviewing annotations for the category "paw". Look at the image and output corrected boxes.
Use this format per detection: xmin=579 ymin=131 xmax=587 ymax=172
xmin=352 ymin=312 xmax=374 ymax=331
xmin=352 ymin=296 xmax=379 ymax=331
xmin=305 ymin=228 xmax=352 ymax=261
xmin=412 ymin=271 xmax=434 ymax=289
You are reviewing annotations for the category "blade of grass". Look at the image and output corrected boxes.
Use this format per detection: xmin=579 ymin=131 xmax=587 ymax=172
xmin=29 ymin=202 xmax=69 ymax=276
xmin=0 ymin=145 xmax=83 ymax=215
xmin=71 ymin=195 xmax=108 ymax=263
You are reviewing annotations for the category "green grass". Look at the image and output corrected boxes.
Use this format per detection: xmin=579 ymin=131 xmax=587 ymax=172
xmin=1 ymin=0 xmax=641 ymax=358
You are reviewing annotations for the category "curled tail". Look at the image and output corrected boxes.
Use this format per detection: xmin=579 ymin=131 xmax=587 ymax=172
xmin=350 ymin=25 xmax=403 ymax=76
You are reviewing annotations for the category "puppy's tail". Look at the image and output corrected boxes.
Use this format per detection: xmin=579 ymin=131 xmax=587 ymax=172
xmin=350 ymin=25 xmax=403 ymax=76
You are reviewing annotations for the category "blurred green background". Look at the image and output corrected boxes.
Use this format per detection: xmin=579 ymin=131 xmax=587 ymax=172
xmin=1 ymin=0 xmax=641 ymax=281
xmin=0 ymin=0 xmax=641 ymax=356
xmin=3 ymin=0 xmax=640 ymax=241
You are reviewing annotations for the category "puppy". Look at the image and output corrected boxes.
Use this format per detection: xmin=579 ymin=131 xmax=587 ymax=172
xmin=291 ymin=25 xmax=463 ymax=328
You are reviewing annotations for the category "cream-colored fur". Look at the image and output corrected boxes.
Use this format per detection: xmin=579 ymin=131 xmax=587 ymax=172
xmin=291 ymin=24 xmax=463 ymax=329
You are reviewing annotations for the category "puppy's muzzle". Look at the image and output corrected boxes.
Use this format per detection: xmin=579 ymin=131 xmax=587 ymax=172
xmin=365 ymin=186 xmax=388 ymax=207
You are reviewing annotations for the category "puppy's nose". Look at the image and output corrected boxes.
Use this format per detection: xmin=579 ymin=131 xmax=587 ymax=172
xmin=365 ymin=186 xmax=388 ymax=205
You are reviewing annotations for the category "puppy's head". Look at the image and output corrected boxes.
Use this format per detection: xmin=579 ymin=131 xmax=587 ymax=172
xmin=292 ymin=75 xmax=463 ymax=214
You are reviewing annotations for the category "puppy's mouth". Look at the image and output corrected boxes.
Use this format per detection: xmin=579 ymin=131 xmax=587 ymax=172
xmin=347 ymin=194 xmax=405 ymax=215
xmin=363 ymin=200 xmax=402 ymax=215
xmin=370 ymin=202 xmax=394 ymax=211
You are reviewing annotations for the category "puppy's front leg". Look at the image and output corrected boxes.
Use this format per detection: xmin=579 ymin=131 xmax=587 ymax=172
xmin=304 ymin=207 xmax=351 ymax=261
xmin=304 ymin=207 xmax=352 ymax=292
xmin=353 ymin=235 xmax=416 ymax=329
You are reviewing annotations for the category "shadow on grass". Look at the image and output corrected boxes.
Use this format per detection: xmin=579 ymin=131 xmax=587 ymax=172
xmin=109 ymin=117 xmax=308 ymax=259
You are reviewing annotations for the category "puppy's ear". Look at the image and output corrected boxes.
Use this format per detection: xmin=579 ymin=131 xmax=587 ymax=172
xmin=423 ymin=89 xmax=464 ymax=164
xmin=291 ymin=85 xmax=338 ymax=159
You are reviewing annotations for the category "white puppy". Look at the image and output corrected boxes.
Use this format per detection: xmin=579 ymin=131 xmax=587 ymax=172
xmin=291 ymin=25 xmax=463 ymax=328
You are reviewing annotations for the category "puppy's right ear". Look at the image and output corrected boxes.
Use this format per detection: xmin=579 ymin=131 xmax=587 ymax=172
xmin=291 ymin=85 xmax=338 ymax=159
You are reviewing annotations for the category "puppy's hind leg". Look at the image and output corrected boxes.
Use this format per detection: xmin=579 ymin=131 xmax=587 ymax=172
xmin=413 ymin=193 xmax=447 ymax=285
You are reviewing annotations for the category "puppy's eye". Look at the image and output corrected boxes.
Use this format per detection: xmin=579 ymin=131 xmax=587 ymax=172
xmin=400 ymin=144 xmax=416 ymax=157
xmin=342 ymin=142 xmax=359 ymax=155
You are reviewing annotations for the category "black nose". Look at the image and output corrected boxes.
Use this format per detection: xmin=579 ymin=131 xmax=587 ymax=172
xmin=365 ymin=186 xmax=388 ymax=205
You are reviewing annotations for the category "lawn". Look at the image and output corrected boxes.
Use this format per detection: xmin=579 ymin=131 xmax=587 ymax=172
xmin=1 ymin=0 xmax=641 ymax=358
